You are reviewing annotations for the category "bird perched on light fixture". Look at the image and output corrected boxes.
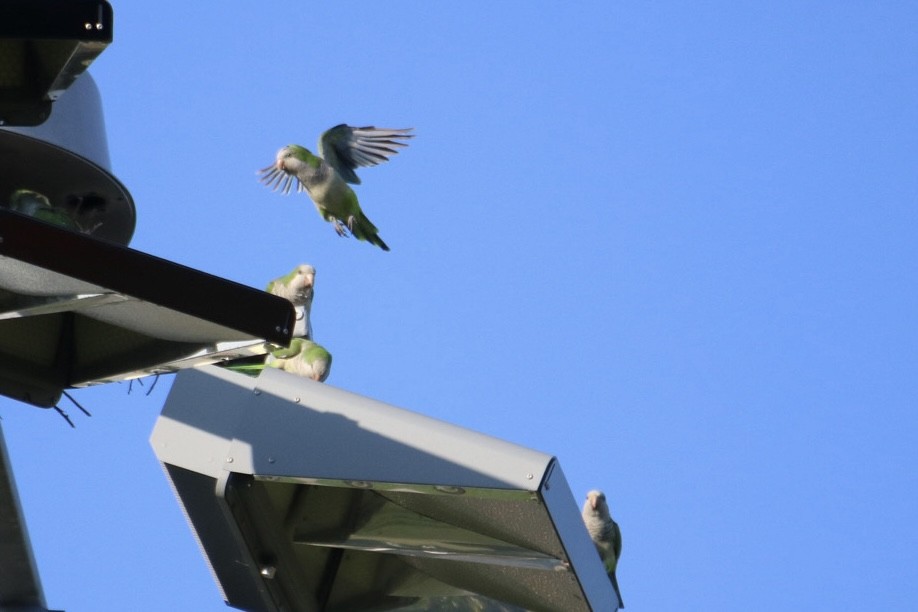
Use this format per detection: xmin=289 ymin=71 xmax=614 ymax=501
xmin=8 ymin=188 xmax=80 ymax=231
xmin=266 ymin=337 xmax=332 ymax=382
xmin=582 ymin=489 xmax=624 ymax=608
xmin=266 ymin=263 xmax=316 ymax=339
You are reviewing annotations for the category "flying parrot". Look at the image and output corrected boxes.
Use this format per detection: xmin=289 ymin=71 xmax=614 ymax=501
xmin=266 ymin=338 xmax=332 ymax=382
xmin=8 ymin=189 xmax=80 ymax=231
xmin=258 ymin=124 xmax=413 ymax=251
xmin=582 ymin=489 xmax=625 ymax=608
xmin=266 ymin=263 xmax=316 ymax=339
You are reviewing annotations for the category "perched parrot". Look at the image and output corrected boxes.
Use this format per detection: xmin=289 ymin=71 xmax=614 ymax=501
xmin=8 ymin=189 xmax=80 ymax=230
xmin=267 ymin=263 xmax=316 ymax=339
xmin=258 ymin=124 xmax=413 ymax=251
xmin=266 ymin=263 xmax=316 ymax=307
xmin=266 ymin=338 xmax=332 ymax=382
xmin=582 ymin=489 xmax=625 ymax=608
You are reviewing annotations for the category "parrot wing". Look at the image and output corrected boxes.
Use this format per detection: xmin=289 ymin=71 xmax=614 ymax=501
xmin=318 ymin=124 xmax=413 ymax=184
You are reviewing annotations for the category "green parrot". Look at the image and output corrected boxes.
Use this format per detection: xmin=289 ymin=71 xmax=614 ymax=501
xmin=266 ymin=263 xmax=315 ymax=306
xmin=266 ymin=338 xmax=332 ymax=382
xmin=258 ymin=124 xmax=413 ymax=251
xmin=582 ymin=489 xmax=625 ymax=608
xmin=8 ymin=189 xmax=80 ymax=231
xmin=266 ymin=263 xmax=316 ymax=339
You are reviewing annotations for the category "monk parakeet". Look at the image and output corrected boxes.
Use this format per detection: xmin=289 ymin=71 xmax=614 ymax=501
xmin=266 ymin=338 xmax=332 ymax=382
xmin=9 ymin=189 xmax=103 ymax=234
xmin=8 ymin=189 xmax=80 ymax=231
xmin=258 ymin=124 xmax=413 ymax=251
xmin=267 ymin=263 xmax=315 ymax=339
xmin=582 ymin=489 xmax=624 ymax=608
xmin=267 ymin=264 xmax=315 ymax=306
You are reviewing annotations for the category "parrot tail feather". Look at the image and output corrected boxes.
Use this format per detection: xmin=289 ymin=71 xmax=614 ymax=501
xmin=350 ymin=212 xmax=390 ymax=251
xmin=368 ymin=233 xmax=390 ymax=251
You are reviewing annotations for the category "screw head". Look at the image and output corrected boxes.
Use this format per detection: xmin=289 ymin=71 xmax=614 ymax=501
xmin=260 ymin=565 xmax=277 ymax=579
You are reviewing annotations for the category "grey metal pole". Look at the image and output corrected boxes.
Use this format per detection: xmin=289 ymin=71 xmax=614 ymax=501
xmin=0 ymin=421 xmax=52 ymax=611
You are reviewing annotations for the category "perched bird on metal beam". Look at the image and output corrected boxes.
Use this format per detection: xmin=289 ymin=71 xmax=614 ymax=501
xmin=266 ymin=263 xmax=316 ymax=339
xmin=266 ymin=338 xmax=332 ymax=382
xmin=582 ymin=489 xmax=624 ymax=608
xmin=8 ymin=188 xmax=80 ymax=231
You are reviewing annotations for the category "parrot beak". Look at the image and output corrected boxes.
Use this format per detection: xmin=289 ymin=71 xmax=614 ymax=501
xmin=588 ymin=493 xmax=599 ymax=510
xmin=275 ymin=158 xmax=285 ymax=171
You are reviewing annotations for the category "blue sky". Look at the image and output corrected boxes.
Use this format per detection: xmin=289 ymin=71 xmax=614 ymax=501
xmin=3 ymin=2 xmax=918 ymax=609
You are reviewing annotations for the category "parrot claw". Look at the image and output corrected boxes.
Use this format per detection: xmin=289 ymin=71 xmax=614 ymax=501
xmin=332 ymin=219 xmax=348 ymax=237
xmin=346 ymin=215 xmax=356 ymax=231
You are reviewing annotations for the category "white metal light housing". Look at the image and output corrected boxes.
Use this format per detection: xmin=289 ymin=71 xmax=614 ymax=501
xmin=151 ymin=366 xmax=622 ymax=611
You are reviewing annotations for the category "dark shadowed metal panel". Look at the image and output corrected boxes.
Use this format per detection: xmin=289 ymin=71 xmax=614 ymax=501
xmin=0 ymin=0 xmax=113 ymax=126
xmin=0 ymin=209 xmax=295 ymax=406
xmin=0 ymin=422 xmax=47 ymax=610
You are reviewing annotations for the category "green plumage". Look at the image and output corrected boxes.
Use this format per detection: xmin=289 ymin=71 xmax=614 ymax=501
xmin=259 ymin=125 xmax=413 ymax=251
xmin=8 ymin=189 xmax=79 ymax=231
xmin=221 ymin=339 xmax=332 ymax=383
xmin=266 ymin=338 xmax=332 ymax=382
